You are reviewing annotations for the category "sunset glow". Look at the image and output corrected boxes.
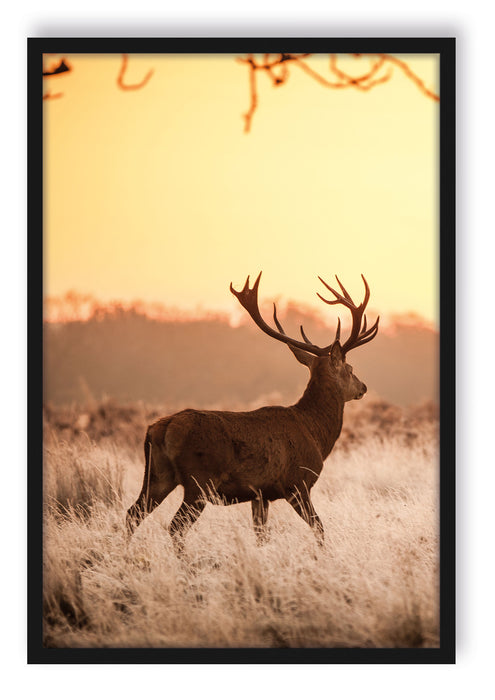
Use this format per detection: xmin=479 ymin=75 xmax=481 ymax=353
xmin=43 ymin=53 xmax=439 ymax=324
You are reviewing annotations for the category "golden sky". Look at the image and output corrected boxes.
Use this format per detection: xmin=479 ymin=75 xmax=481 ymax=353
xmin=43 ymin=53 xmax=439 ymax=324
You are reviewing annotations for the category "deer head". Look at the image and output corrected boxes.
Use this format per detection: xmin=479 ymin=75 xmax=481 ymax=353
xmin=230 ymin=272 xmax=379 ymax=402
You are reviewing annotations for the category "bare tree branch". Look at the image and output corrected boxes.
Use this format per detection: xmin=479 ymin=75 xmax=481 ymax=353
xmin=116 ymin=54 xmax=154 ymax=91
xmin=43 ymin=92 xmax=64 ymax=100
xmin=238 ymin=53 xmax=440 ymax=132
xmin=326 ymin=54 xmax=392 ymax=90
xmin=40 ymin=52 xmax=439 ymax=132
xmin=42 ymin=55 xmax=71 ymax=100
xmin=42 ymin=58 xmax=71 ymax=77
xmin=239 ymin=55 xmax=258 ymax=133
xmin=372 ymin=53 xmax=440 ymax=102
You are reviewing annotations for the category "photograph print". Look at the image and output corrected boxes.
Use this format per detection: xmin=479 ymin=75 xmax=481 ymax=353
xmin=29 ymin=39 xmax=455 ymax=662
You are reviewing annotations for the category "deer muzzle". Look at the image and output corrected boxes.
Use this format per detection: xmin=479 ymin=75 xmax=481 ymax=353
xmin=355 ymin=382 xmax=367 ymax=400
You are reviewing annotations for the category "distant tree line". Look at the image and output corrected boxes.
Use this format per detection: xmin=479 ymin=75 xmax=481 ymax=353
xmin=44 ymin=304 xmax=438 ymax=408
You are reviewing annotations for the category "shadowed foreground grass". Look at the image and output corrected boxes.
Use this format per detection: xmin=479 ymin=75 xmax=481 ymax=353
xmin=42 ymin=405 xmax=439 ymax=649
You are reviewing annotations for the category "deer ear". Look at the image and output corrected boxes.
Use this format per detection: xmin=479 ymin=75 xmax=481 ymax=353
xmin=330 ymin=341 xmax=344 ymax=367
xmin=287 ymin=343 xmax=313 ymax=368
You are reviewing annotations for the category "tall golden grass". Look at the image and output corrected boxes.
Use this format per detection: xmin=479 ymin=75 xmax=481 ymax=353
xmin=42 ymin=399 xmax=439 ymax=648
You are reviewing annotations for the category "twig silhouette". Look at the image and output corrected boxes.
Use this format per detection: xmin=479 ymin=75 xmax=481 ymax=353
xmin=116 ymin=54 xmax=154 ymax=91
xmin=42 ymin=58 xmax=71 ymax=77
xmin=40 ymin=52 xmax=439 ymax=131
xmin=238 ymin=53 xmax=439 ymax=132
xmin=42 ymin=56 xmax=71 ymax=100
xmin=371 ymin=53 xmax=440 ymax=102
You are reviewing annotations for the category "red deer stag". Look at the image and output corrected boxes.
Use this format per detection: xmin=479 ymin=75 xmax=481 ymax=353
xmin=126 ymin=272 xmax=378 ymax=548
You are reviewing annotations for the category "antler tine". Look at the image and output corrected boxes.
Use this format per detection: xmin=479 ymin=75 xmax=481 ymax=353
xmin=300 ymin=325 xmax=312 ymax=344
xmin=334 ymin=275 xmax=353 ymax=302
xmin=350 ymin=316 xmax=380 ymax=349
xmin=316 ymin=273 xmax=378 ymax=354
xmin=230 ymin=272 xmax=331 ymax=356
xmin=272 ymin=302 xmax=285 ymax=334
xmin=335 ymin=317 xmax=341 ymax=343
xmin=360 ymin=273 xmax=371 ymax=309
xmin=273 ymin=305 xmax=315 ymax=367
xmin=273 ymin=302 xmax=317 ymax=353
xmin=317 ymin=276 xmax=353 ymax=307
xmin=241 ymin=275 xmax=251 ymax=293
xmin=339 ymin=275 xmax=373 ymax=353
xmin=356 ymin=315 xmax=379 ymax=341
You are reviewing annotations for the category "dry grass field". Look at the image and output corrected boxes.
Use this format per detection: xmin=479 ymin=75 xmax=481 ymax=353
xmin=42 ymin=398 xmax=439 ymax=648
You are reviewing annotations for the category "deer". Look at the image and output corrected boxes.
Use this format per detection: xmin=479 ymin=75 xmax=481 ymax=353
xmin=126 ymin=272 xmax=379 ymax=549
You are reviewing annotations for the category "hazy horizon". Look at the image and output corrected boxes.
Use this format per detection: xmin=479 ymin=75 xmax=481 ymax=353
xmin=43 ymin=288 xmax=438 ymax=332
xmin=43 ymin=297 xmax=438 ymax=408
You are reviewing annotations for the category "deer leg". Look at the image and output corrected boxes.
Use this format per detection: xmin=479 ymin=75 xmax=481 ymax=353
xmin=126 ymin=440 xmax=177 ymax=536
xmin=168 ymin=495 xmax=206 ymax=554
xmin=287 ymin=492 xmax=324 ymax=545
xmin=126 ymin=485 xmax=172 ymax=536
xmin=126 ymin=492 xmax=150 ymax=536
xmin=251 ymin=495 xmax=270 ymax=544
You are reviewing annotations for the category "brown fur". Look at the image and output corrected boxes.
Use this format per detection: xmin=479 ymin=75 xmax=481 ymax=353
xmin=126 ymin=346 xmax=367 ymax=547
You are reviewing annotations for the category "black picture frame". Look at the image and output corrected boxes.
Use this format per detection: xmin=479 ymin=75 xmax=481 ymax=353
xmin=28 ymin=37 xmax=455 ymax=664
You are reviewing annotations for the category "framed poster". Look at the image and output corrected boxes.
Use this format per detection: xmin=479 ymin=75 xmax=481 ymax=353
xmin=28 ymin=38 xmax=455 ymax=663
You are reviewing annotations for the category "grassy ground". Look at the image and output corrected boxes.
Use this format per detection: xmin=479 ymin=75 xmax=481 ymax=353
xmin=42 ymin=399 xmax=439 ymax=648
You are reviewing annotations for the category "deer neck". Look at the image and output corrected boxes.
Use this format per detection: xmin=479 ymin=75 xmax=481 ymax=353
xmin=294 ymin=364 xmax=345 ymax=459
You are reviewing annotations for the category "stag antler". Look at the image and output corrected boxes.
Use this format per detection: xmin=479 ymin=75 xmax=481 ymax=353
xmin=317 ymin=274 xmax=379 ymax=353
xmin=230 ymin=272 xmax=378 ymax=358
xmin=230 ymin=273 xmax=334 ymax=356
